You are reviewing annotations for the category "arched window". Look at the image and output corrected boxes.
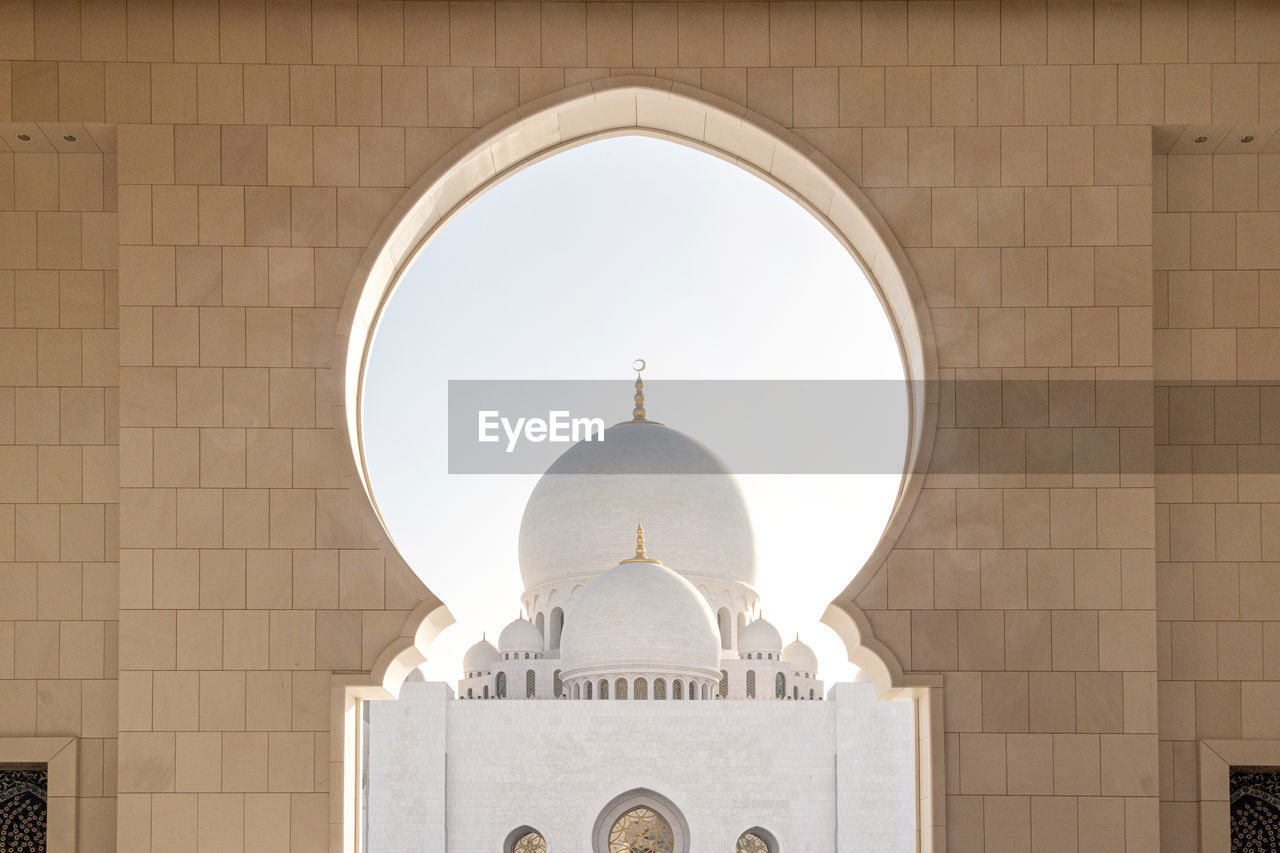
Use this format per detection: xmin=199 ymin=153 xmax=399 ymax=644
xmin=526 ymin=670 xmax=536 ymax=698
xmin=615 ymin=678 xmax=628 ymax=700
xmin=793 ymin=686 xmax=798 ymax=700
xmin=509 ymin=828 xmax=548 ymax=853
xmin=672 ymin=679 xmax=682 ymax=700
xmin=535 ymin=611 xmax=545 ymax=642
xmin=809 ymin=688 xmax=815 ymax=700
xmin=736 ymin=830 xmax=776 ymax=852
xmin=634 ymin=677 xmax=647 ymax=700
xmin=736 ymin=611 xmax=746 ymax=641
xmin=717 ymin=607 xmax=732 ymax=649
xmin=719 ymin=669 xmax=728 ymax=698
xmin=496 ymin=672 xmax=507 ymax=699
xmin=553 ymin=669 xmax=563 ymax=698
xmin=585 ymin=681 xmax=592 ymax=700
xmin=608 ymin=807 xmax=675 ymax=852
xmin=688 ymin=681 xmax=696 ymax=700
xmin=467 ymin=688 xmax=473 ymax=698
xmin=592 ymin=788 xmax=689 ymax=853
xmin=483 ymin=685 xmax=490 ymax=699
xmin=746 ymin=671 xmax=756 ymax=699
xmin=654 ymin=678 xmax=666 ymax=700
xmin=524 ymin=652 xmax=530 ymax=660
xmin=550 ymin=606 xmax=564 ymax=650
xmin=701 ymin=683 xmax=709 ymax=700
xmin=599 ymin=679 xmax=609 ymax=700
xmin=573 ymin=682 xmax=580 ymax=699
xmin=775 ymin=672 xmax=786 ymax=699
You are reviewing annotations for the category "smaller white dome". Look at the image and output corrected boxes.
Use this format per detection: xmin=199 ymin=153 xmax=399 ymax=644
xmin=560 ymin=544 xmax=721 ymax=681
xmin=463 ymin=638 xmax=499 ymax=672
xmin=499 ymin=618 xmax=543 ymax=652
xmin=739 ymin=617 xmax=782 ymax=653
xmin=782 ymin=637 xmax=818 ymax=674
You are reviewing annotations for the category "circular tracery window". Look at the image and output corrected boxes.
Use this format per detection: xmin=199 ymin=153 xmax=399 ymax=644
xmin=608 ymin=807 xmax=675 ymax=853
xmin=737 ymin=832 xmax=771 ymax=853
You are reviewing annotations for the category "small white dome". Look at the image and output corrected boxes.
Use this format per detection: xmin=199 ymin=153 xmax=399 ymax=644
xmin=462 ymin=638 xmax=499 ymax=672
xmin=739 ymin=618 xmax=782 ymax=653
xmin=560 ymin=548 xmax=721 ymax=680
xmin=498 ymin=618 xmax=543 ymax=652
xmin=782 ymin=637 xmax=818 ymax=673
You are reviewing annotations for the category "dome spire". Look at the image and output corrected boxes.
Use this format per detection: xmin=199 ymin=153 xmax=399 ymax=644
xmin=621 ymin=522 xmax=660 ymax=564
xmin=615 ymin=359 xmax=664 ymax=425
xmin=631 ymin=358 xmax=648 ymax=422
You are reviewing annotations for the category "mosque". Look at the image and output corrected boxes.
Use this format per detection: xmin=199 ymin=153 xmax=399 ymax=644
xmin=365 ymin=372 xmax=915 ymax=851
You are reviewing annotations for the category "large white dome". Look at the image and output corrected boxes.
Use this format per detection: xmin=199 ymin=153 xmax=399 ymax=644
xmin=518 ymin=421 xmax=757 ymax=592
xmin=559 ymin=554 xmax=722 ymax=680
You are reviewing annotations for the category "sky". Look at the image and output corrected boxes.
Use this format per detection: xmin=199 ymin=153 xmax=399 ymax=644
xmin=362 ymin=135 xmax=907 ymax=691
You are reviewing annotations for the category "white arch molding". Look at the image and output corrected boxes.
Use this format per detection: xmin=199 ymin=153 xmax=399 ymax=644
xmin=329 ymin=76 xmax=944 ymax=852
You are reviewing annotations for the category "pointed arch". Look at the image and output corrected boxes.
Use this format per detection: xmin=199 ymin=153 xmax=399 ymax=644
xmin=338 ymin=75 xmax=940 ymax=853
xmin=549 ymin=606 xmax=564 ymax=650
xmin=336 ymin=78 xmax=937 ymax=684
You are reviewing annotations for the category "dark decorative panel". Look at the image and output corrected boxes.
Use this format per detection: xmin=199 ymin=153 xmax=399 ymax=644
xmin=0 ymin=765 xmax=47 ymax=853
xmin=1231 ymin=766 xmax=1280 ymax=853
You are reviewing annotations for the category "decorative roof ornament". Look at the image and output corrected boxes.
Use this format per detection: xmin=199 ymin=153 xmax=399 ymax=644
xmin=618 ymin=358 xmax=663 ymax=425
xmin=620 ymin=522 xmax=661 ymax=564
xmin=631 ymin=358 xmax=648 ymax=422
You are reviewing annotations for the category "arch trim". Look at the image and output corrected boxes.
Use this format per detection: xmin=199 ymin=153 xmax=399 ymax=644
xmin=332 ymin=76 xmax=939 ymax=700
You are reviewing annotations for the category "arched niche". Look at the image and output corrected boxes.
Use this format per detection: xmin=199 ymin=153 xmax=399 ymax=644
xmin=335 ymin=76 xmax=938 ymax=700
xmin=332 ymin=76 xmax=945 ymax=853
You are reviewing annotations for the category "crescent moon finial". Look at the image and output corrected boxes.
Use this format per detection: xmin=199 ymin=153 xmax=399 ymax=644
xmin=631 ymin=360 xmax=648 ymax=421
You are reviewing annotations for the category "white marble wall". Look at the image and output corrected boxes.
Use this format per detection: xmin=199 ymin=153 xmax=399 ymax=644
xmin=366 ymin=683 xmax=449 ymax=852
xmin=832 ymin=683 xmax=918 ymax=852
xmin=367 ymin=680 xmax=914 ymax=851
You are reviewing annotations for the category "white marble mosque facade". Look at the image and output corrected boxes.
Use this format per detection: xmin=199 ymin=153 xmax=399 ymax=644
xmin=367 ymin=682 xmax=915 ymax=852
xmin=366 ymin=392 xmax=916 ymax=851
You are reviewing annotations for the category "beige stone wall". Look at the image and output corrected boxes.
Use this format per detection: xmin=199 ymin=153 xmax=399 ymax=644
xmin=1153 ymin=140 xmax=1280 ymax=850
xmin=0 ymin=126 xmax=121 ymax=847
xmin=0 ymin=1 xmax=1278 ymax=851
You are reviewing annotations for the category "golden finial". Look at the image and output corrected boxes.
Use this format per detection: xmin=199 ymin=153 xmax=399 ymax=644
xmin=631 ymin=358 xmax=647 ymax=422
xmin=616 ymin=360 xmax=664 ymax=426
xmin=620 ymin=522 xmax=660 ymax=564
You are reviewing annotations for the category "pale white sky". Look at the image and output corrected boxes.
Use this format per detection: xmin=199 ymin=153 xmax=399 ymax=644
xmin=362 ymin=136 xmax=907 ymax=691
